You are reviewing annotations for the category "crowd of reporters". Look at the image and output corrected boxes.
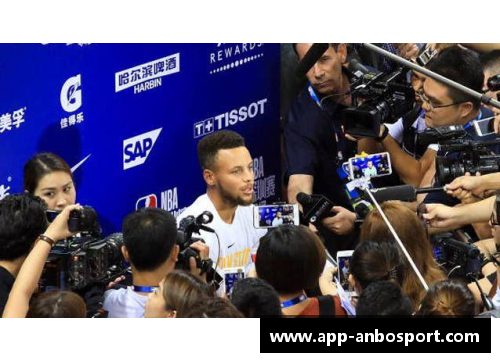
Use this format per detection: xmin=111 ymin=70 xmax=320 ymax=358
xmin=1 ymin=43 xmax=500 ymax=318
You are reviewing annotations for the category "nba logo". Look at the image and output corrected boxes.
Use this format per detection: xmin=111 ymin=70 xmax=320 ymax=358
xmin=136 ymin=194 xmax=158 ymax=210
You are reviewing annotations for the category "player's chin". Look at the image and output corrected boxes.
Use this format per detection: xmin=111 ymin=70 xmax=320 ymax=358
xmin=239 ymin=193 xmax=254 ymax=206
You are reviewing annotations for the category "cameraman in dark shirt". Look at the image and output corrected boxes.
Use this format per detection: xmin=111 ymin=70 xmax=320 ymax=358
xmin=284 ymin=43 xmax=358 ymax=256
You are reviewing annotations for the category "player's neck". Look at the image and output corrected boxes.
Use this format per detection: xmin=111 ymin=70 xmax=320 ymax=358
xmin=207 ymin=189 xmax=237 ymax=224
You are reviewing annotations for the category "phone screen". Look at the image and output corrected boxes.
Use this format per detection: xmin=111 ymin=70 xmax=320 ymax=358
xmin=474 ymin=118 xmax=495 ymax=136
xmin=254 ymin=204 xmax=299 ymax=229
xmin=349 ymin=152 xmax=392 ymax=180
xmin=337 ymin=254 xmax=353 ymax=292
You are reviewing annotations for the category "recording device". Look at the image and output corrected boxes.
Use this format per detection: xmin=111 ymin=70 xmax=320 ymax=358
xmin=416 ymin=47 xmax=438 ymax=67
xmin=359 ymin=185 xmax=444 ymax=203
xmin=337 ymin=250 xmax=355 ymax=297
xmin=348 ymin=152 xmax=392 ymax=180
xmin=296 ymin=192 xmax=336 ymax=224
xmin=431 ymin=233 xmax=483 ymax=279
xmin=417 ymin=125 xmax=467 ymax=146
xmin=474 ymin=118 xmax=495 ymax=137
xmin=68 ymin=206 xmax=100 ymax=233
xmin=340 ymin=67 xmax=415 ymax=138
xmin=41 ymin=206 xmax=127 ymax=292
xmin=435 ymin=138 xmax=500 ymax=184
xmin=253 ymin=204 xmax=300 ymax=229
xmin=45 ymin=205 xmax=101 ymax=235
xmin=40 ymin=233 xmax=127 ymax=291
xmin=418 ymin=123 xmax=500 ymax=184
xmin=177 ymin=211 xmax=223 ymax=288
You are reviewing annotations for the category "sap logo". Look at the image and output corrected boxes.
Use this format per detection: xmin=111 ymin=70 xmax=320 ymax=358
xmin=123 ymin=128 xmax=162 ymax=170
xmin=60 ymin=74 xmax=82 ymax=113
xmin=136 ymin=194 xmax=158 ymax=210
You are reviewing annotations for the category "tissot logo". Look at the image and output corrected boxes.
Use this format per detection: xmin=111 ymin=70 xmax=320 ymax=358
xmin=60 ymin=74 xmax=82 ymax=113
xmin=194 ymin=98 xmax=267 ymax=138
xmin=123 ymin=128 xmax=162 ymax=170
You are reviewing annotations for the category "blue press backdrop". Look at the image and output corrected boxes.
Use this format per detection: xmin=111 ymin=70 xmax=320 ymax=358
xmin=0 ymin=43 xmax=281 ymax=234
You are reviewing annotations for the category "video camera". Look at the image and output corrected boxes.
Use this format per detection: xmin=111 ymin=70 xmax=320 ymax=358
xmin=341 ymin=67 xmax=415 ymax=138
xmin=418 ymin=125 xmax=500 ymax=184
xmin=431 ymin=232 xmax=483 ymax=279
xmin=41 ymin=206 xmax=128 ymax=292
xmin=177 ymin=211 xmax=223 ymax=289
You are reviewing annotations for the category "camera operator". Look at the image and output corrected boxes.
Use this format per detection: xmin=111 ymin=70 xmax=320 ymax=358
xmin=3 ymin=202 xmax=81 ymax=317
xmin=419 ymin=47 xmax=500 ymax=204
xmin=357 ymin=48 xmax=434 ymax=187
xmin=284 ymin=43 xmax=358 ymax=257
xmin=24 ymin=153 xmax=76 ymax=211
xmin=103 ymin=208 xmax=209 ymax=318
xmin=481 ymin=50 xmax=500 ymax=116
xmin=177 ymin=131 xmax=266 ymax=274
xmin=0 ymin=194 xmax=49 ymax=315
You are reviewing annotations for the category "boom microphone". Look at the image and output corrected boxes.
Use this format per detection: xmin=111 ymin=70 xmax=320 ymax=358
xmin=295 ymin=43 xmax=329 ymax=78
xmin=365 ymin=185 xmax=445 ymax=203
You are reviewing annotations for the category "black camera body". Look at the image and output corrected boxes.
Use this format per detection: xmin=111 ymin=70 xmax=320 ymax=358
xmin=68 ymin=206 xmax=100 ymax=234
xmin=40 ymin=233 xmax=127 ymax=291
xmin=432 ymin=233 xmax=483 ymax=278
xmin=341 ymin=67 xmax=415 ymax=138
xmin=177 ymin=211 xmax=222 ymax=288
xmin=435 ymin=138 xmax=500 ymax=184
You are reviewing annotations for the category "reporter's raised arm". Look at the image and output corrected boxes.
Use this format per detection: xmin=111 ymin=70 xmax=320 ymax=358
xmin=2 ymin=205 xmax=79 ymax=318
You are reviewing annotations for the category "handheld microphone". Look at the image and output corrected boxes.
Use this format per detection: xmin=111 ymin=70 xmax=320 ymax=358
xmin=296 ymin=192 xmax=336 ymax=224
xmin=295 ymin=43 xmax=329 ymax=78
xmin=347 ymin=58 xmax=370 ymax=76
xmin=365 ymin=185 xmax=445 ymax=203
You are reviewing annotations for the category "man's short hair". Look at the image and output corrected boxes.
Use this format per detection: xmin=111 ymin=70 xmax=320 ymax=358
xmin=183 ymin=297 xmax=244 ymax=318
xmin=197 ymin=130 xmax=245 ymax=170
xmin=0 ymin=194 xmax=47 ymax=261
xmin=356 ymin=281 xmax=413 ymax=316
xmin=256 ymin=225 xmax=326 ymax=294
xmin=426 ymin=46 xmax=484 ymax=109
xmin=231 ymin=278 xmax=282 ymax=317
xmin=481 ymin=50 xmax=500 ymax=76
xmin=291 ymin=43 xmax=340 ymax=56
xmin=122 ymin=208 xmax=177 ymax=271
